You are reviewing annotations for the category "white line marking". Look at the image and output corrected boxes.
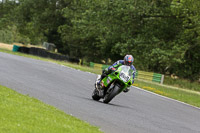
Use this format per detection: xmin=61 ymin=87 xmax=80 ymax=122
xmin=133 ymin=86 xmax=200 ymax=110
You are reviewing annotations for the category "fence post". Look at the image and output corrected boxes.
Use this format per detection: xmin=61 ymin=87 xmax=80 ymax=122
xmin=90 ymin=62 xmax=94 ymax=68
xmin=160 ymin=75 xmax=165 ymax=84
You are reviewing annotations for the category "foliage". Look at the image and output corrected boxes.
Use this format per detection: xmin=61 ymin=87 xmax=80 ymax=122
xmin=0 ymin=0 xmax=199 ymax=81
xmin=0 ymin=26 xmax=30 ymax=44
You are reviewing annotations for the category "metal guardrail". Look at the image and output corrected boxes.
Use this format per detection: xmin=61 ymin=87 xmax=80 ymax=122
xmin=135 ymin=71 xmax=164 ymax=84
xmin=90 ymin=62 xmax=110 ymax=70
xmin=90 ymin=62 xmax=164 ymax=84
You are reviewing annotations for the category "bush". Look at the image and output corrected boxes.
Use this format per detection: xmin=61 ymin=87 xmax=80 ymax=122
xmin=0 ymin=26 xmax=31 ymax=45
xmin=0 ymin=29 xmax=14 ymax=44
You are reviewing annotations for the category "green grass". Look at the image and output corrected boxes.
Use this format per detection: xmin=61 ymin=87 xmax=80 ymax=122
xmin=134 ymin=80 xmax=200 ymax=108
xmin=0 ymin=85 xmax=102 ymax=133
xmin=164 ymin=76 xmax=200 ymax=92
xmin=0 ymin=48 xmax=200 ymax=108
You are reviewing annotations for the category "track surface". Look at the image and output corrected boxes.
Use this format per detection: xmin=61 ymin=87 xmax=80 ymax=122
xmin=0 ymin=52 xmax=200 ymax=133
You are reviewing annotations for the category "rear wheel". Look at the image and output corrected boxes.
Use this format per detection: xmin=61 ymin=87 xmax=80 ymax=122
xmin=103 ymin=84 xmax=120 ymax=104
xmin=92 ymin=88 xmax=101 ymax=101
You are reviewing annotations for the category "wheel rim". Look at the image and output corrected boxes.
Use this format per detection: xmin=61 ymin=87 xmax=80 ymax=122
xmin=104 ymin=88 xmax=113 ymax=100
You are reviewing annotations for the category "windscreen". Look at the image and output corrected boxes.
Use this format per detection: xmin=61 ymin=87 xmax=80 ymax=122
xmin=120 ymin=65 xmax=133 ymax=76
xmin=119 ymin=65 xmax=134 ymax=82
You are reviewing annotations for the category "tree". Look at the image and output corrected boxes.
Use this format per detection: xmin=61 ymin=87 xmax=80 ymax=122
xmin=0 ymin=0 xmax=199 ymax=81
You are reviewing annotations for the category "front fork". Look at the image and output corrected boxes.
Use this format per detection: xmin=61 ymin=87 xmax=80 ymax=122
xmin=104 ymin=81 xmax=116 ymax=96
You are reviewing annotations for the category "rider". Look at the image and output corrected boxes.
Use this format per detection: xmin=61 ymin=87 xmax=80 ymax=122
xmin=96 ymin=55 xmax=136 ymax=93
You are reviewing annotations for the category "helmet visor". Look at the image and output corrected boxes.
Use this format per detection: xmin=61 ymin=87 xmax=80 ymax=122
xmin=126 ymin=61 xmax=132 ymax=66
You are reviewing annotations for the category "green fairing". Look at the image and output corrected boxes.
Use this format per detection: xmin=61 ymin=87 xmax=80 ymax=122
xmin=101 ymin=65 xmax=134 ymax=93
xmin=113 ymin=63 xmax=122 ymax=68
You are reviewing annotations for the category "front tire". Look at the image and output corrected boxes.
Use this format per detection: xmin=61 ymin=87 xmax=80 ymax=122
xmin=103 ymin=84 xmax=120 ymax=104
xmin=92 ymin=88 xmax=101 ymax=101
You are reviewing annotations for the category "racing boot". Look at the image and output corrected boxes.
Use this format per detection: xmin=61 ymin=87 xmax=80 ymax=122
xmin=95 ymin=75 xmax=104 ymax=97
xmin=95 ymin=75 xmax=101 ymax=89
xmin=123 ymin=87 xmax=130 ymax=93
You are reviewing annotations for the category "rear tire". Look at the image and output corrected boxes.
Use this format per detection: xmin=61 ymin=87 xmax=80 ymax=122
xmin=92 ymin=88 xmax=101 ymax=101
xmin=103 ymin=84 xmax=120 ymax=104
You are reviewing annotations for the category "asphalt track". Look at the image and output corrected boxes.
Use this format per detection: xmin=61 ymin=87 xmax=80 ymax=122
xmin=0 ymin=52 xmax=200 ymax=133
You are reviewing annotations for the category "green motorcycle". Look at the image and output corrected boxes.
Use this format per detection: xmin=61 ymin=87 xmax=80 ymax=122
xmin=92 ymin=65 xmax=134 ymax=104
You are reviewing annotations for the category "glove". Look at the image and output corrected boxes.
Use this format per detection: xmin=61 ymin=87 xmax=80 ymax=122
xmin=111 ymin=67 xmax=116 ymax=71
xmin=123 ymin=87 xmax=130 ymax=93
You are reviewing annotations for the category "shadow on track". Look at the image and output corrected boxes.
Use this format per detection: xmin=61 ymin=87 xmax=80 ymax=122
xmin=76 ymin=95 xmax=133 ymax=110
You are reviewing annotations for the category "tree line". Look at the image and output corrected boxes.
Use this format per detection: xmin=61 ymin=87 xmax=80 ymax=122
xmin=0 ymin=0 xmax=199 ymax=81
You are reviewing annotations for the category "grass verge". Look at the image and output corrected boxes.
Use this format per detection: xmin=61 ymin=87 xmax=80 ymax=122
xmin=0 ymin=48 xmax=200 ymax=108
xmin=164 ymin=76 xmax=200 ymax=92
xmin=134 ymin=80 xmax=200 ymax=108
xmin=0 ymin=84 xmax=102 ymax=133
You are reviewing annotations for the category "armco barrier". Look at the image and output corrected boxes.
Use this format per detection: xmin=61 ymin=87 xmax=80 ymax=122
xmin=17 ymin=46 xmax=79 ymax=63
xmin=90 ymin=62 xmax=110 ymax=71
xmin=90 ymin=62 xmax=164 ymax=84
xmin=136 ymin=71 xmax=164 ymax=84
xmin=18 ymin=47 xmax=30 ymax=54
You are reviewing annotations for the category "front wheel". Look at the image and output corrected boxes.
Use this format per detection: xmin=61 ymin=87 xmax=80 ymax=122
xmin=103 ymin=84 xmax=120 ymax=104
xmin=92 ymin=88 xmax=101 ymax=101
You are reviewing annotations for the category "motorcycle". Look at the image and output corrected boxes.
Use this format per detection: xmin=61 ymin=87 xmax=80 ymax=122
xmin=92 ymin=65 xmax=134 ymax=104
